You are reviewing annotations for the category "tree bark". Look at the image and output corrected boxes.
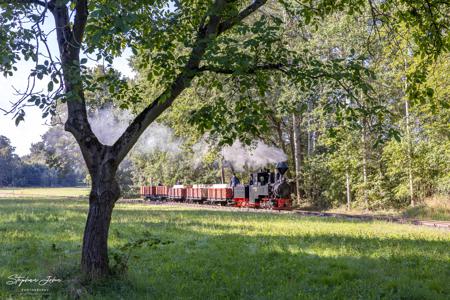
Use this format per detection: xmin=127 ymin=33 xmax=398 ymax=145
xmin=220 ymin=158 xmax=225 ymax=184
xmin=403 ymin=59 xmax=415 ymax=207
xmin=288 ymin=123 xmax=296 ymax=176
xmin=362 ymin=121 xmax=369 ymax=210
xmin=307 ymin=99 xmax=313 ymax=157
xmin=273 ymin=116 xmax=287 ymax=155
xmin=81 ymin=192 xmax=117 ymax=278
xmin=346 ymin=169 xmax=351 ymax=210
xmin=405 ymin=98 xmax=415 ymax=207
xmin=81 ymin=158 xmax=120 ymax=278
xmin=292 ymin=113 xmax=302 ymax=206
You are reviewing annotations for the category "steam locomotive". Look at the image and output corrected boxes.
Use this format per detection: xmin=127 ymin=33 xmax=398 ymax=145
xmin=140 ymin=162 xmax=292 ymax=209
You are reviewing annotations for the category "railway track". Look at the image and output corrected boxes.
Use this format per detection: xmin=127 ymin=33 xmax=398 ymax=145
xmin=118 ymin=199 xmax=450 ymax=230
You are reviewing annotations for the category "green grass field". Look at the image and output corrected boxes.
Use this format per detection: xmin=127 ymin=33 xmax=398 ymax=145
xmin=325 ymin=196 xmax=450 ymax=221
xmin=0 ymin=187 xmax=90 ymax=198
xmin=0 ymin=192 xmax=449 ymax=299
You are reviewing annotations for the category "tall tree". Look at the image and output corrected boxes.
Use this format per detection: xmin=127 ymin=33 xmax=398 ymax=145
xmin=1 ymin=0 xmax=448 ymax=279
xmin=0 ymin=135 xmax=20 ymax=186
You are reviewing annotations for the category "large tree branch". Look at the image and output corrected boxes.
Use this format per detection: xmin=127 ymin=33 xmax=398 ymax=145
xmin=112 ymin=0 xmax=270 ymax=162
xmin=112 ymin=0 xmax=226 ymax=162
xmin=112 ymin=74 xmax=187 ymax=162
xmin=217 ymin=0 xmax=267 ymax=34
xmin=72 ymin=0 xmax=88 ymax=52
xmin=50 ymin=0 xmax=103 ymax=172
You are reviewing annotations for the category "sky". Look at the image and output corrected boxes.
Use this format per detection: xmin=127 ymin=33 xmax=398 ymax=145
xmin=0 ymin=18 xmax=134 ymax=157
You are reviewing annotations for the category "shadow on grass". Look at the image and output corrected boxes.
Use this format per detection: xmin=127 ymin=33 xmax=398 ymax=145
xmin=0 ymin=201 xmax=449 ymax=299
xmin=112 ymin=205 xmax=445 ymax=228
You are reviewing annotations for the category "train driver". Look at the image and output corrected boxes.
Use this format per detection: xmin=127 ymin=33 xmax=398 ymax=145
xmin=230 ymin=173 xmax=240 ymax=187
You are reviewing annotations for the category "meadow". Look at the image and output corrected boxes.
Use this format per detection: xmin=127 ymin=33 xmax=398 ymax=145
xmin=0 ymin=191 xmax=449 ymax=299
xmin=0 ymin=187 xmax=90 ymax=198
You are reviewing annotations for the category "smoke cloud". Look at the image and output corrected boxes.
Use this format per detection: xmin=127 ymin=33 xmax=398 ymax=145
xmin=86 ymin=106 xmax=286 ymax=170
xmin=87 ymin=107 xmax=132 ymax=146
xmin=87 ymin=106 xmax=181 ymax=154
xmin=135 ymin=123 xmax=182 ymax=154
xmin=192 ymin=138 xmax=211 ymax=168
xmin=221 ymin=141 xmax=287 ymax=171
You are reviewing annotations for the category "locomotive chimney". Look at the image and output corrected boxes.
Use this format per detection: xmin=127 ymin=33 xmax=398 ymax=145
xmin=275 ymin=161 xmax=288 ymax=175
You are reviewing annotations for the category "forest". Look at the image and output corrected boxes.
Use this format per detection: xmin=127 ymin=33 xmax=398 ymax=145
xmin=1 ymin=4 xmax=448 ymax=211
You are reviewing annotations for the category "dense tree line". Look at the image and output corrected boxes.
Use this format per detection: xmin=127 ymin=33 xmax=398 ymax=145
xmin=133 ymin=6 xmax=449 ymax=210
xmin=3 ymin=4 xmax=448 ymax=209
xmin=0 ymin=135 xmax=85 ymax=187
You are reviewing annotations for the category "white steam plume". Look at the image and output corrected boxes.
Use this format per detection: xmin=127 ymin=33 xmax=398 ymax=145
xmin=221 ymin=141 xmax=287 ymax=171
xmin=192 ymin=137 xmax=211 ymax=168
xmin=87 ymin=106 xmax=181 ymax=154
xmin=86 ymin=106 xmax=286 ymax=168
xmin=135 ymin=123 xmax=182 ymax=154
xmin=87 ymin=107 xmax=132 ymax=145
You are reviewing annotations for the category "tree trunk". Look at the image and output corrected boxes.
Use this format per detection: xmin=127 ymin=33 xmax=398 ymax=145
xmin=288 ymin=124 xmax=296 ymax=176
xmin=362 ymin=122 xmax=369 ymax=210
xmin=403 ymin=59 xmax=414 ymax=207
xmin=292 ymin=113 xmax=302 ymax=206
xmin=346 ymin=170 xmax=351 ymax=210
xmin=405 ymin=98 xmax=415 ymax=207
xmin=274 ymin=118 xmax=287 ymax=155
xmin=81 ymin=170 xmax=120 ymax=279
xmin=362 ymin=154 xmax=368 ymax=209
xmin=220 ymin=158 xmax=225 ymax=184
xmin=307 ymin=99 xmax=313 ymax=157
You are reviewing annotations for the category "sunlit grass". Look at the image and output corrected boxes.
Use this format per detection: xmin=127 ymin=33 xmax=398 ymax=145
xmin=324 ymin=196 xmax=450 ymax=221
xmin=403 ymin=196 xmax=450 ymax=221
xmin=0 ymin=196 xmax=449 ymax=299
xmin=0 ymin=187 xmax=90 ymax=198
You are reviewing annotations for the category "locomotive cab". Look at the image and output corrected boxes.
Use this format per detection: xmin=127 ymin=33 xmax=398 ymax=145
xmin=248 ymin=170 xmax=273 ymax=207
xmin=247 ymin=162 xmax=291 ymax=209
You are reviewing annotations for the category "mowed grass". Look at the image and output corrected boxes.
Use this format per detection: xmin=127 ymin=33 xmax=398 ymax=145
xmin=0 ymin=187 xmax=90 ymax=198
xmin=0 ymin=196 xmax=449 ymax=299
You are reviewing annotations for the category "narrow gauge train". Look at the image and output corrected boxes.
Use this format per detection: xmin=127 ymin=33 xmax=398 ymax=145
xmin=140 ymin=162 xmax=292 ymax=209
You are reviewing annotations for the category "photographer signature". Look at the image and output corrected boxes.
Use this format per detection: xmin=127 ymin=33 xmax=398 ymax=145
xmin=6 ymin=274 xmax=62 ymax=287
